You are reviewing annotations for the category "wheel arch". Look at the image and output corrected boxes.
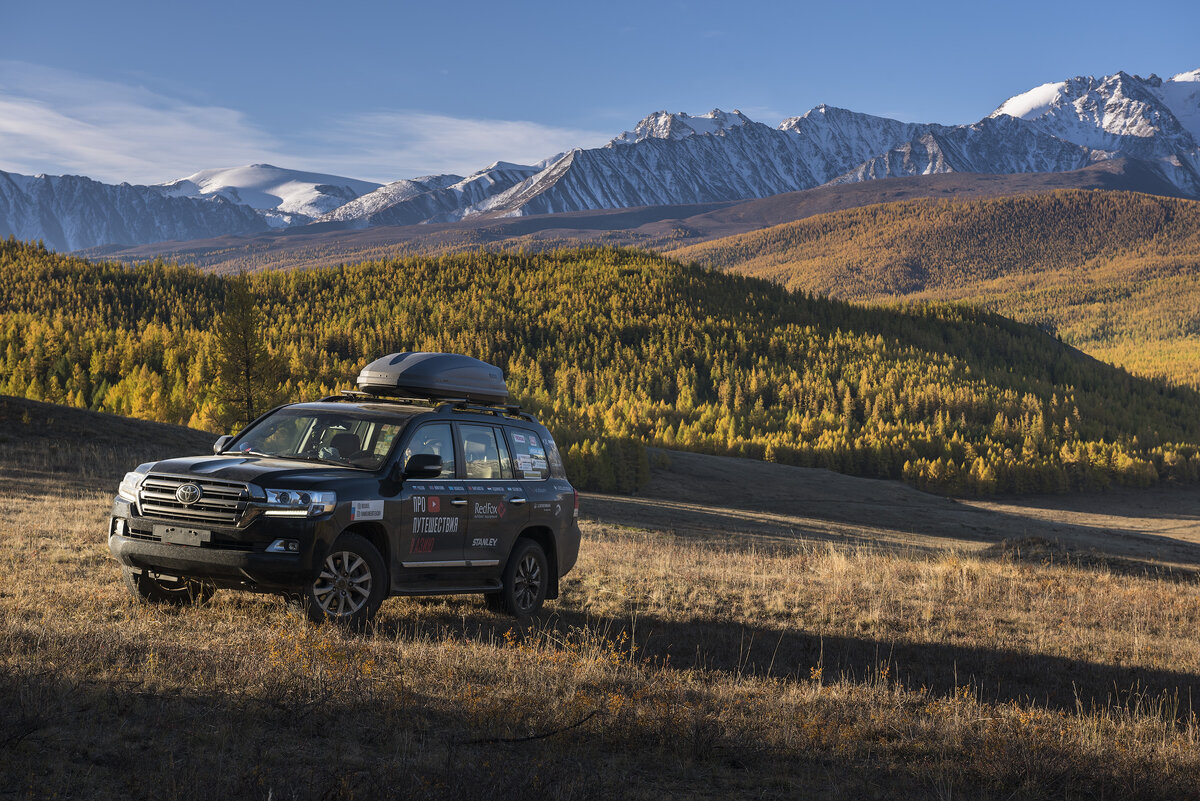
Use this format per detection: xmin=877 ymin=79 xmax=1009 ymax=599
xmin=516 ymin=525 xmax=559 ymax=600
xmin=341 ymin=521 xmax=390 ymax=584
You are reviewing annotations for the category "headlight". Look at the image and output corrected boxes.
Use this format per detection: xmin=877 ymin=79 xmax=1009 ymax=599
xmin=118 ymin=471 xmax=146 ymax=502
xmin=262 ymin=488 xmax=337 ymax=517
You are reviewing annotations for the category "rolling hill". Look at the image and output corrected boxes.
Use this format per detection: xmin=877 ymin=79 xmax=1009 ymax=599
xmin=670 ymin=189 xmax=1200 ymax=384
xmin=3 ymin=238 xmax=1199 ymax=496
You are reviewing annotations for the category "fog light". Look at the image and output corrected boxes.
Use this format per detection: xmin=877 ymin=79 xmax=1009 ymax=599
xmin=267 ymin=538 xmax=301 ymax=553
xmin=110 ymin=518 xmax=127 ymax=538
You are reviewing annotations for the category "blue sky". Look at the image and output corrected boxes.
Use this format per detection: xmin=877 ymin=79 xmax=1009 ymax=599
xmin=2 ymin=0 xmax=1197 ymax=184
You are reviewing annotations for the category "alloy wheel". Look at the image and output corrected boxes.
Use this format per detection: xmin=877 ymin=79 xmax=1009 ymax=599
xmin=313 ymin=551 xmax=373 ymax=617
xmin=513 ymin=553 xmax=543 ymax=613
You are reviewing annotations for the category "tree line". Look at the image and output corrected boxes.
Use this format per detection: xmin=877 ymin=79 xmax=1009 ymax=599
xmin=3 ymin=237 xmax=1199 ymax=495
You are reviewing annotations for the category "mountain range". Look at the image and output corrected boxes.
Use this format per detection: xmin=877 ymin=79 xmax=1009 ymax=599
xmin=2 ymin=68 xmax=1198 ymax=252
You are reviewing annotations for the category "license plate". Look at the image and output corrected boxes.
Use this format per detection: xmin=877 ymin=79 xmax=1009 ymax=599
xmin=153 ymin=525 xmax=212 ymax=546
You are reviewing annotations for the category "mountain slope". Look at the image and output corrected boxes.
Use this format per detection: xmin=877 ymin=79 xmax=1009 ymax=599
xmin=0 ymin=170 xmax=269 ymax=252
xmin=156 ymin=164 xmax=381 ymax=226
xmin=467 ymin=107 xmax=927 ymax=218
xmin=81 ymin=163 xmax=1185 ymax=273
xmin=315 ymin=162 xmax=539 ymax=228
xmin=669 ymin=190 xmax=1200 ymax=383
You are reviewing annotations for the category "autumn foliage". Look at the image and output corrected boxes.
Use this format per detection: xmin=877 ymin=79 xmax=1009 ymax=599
xmin=3 ymin=237 xmax=1199 ymax=495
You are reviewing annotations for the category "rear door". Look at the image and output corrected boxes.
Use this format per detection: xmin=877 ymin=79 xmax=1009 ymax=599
xmin=460 ymin=423 xmax=528 ymax=567
xmin=397 ymin=422 xmax=468 ymax=569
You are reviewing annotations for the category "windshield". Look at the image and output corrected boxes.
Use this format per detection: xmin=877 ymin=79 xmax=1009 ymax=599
xmin=226 ymin=407 xmax=411 ymax=470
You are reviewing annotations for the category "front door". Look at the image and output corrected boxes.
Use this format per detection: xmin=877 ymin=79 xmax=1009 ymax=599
xmin=398 ymin=422 xmax=467 ymax=569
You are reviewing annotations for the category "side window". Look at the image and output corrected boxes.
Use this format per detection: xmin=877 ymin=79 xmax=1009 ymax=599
xmin=370 ymin=423 xmax=404 ymax=460
xmin=403 ymin=423 xmax=456 ymax=478
xmin=460 ymin=424 xmax=503 ymax=480
xmin=542 ymin=434 xmax=565 ymax=478
xmin=507 ymin=429 xmax=549 ymax=480
xmin=493 ymin=426 xmax=514 ymax=478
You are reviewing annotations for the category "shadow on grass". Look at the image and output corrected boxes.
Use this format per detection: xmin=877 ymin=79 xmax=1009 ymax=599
xmin=2 ymin=626 xmax=1194 ymax=801
xmin=374 ymin=599 xmax=1200 ymax=725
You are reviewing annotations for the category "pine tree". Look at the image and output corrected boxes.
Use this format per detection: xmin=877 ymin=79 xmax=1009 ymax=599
xmin=212 ymin=274 xmax=287 ymax=429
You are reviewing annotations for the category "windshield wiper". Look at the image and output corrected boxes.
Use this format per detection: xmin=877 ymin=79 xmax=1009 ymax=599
xmin=226 ymin=449 xmax=277 ymax=459
xmin=295 ymin=455 xmax=351 ymax=467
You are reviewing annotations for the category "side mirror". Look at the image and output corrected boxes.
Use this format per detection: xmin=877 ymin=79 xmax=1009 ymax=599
xmin=402 ymin=453 xmax=443 ymax=480
xmin=213 ymin=435 xmax=233 ymax=454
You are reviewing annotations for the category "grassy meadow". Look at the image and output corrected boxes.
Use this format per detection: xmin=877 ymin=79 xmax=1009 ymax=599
xmin=2 ymin=397 xmax=1200 ymax=799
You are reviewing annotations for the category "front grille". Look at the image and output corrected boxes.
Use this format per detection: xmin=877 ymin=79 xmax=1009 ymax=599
xmin=138 ymin=474 xmax=249 ymax=527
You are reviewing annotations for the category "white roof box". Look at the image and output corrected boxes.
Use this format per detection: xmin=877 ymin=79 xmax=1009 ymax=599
xmin=356 ymin=352 xmax=509 ymax=404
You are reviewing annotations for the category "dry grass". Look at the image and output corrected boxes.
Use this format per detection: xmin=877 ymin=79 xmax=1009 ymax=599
xmin=3 ymin=408 xmax=1200 ymax=798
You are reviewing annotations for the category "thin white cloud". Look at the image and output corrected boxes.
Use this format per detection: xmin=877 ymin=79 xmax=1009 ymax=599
xmin=314 ymin=111 xmax=611 ymax=180
xmin=0 ymin=62 xmax=282 ymax=184
xmin=0 ymin=61 xmax=613 ymax=185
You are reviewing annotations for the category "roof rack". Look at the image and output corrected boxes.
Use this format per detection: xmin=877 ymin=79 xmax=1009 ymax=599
xmin=315 ymin=391 xmax=537 ymax=422
xmin=436 ymin=399 xmax=538 ymax=423
xmin=318 ymin=390 xmax=438 ymax=407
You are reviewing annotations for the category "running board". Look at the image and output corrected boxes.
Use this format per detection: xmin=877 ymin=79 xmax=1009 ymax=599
xmin=390 ymin=580 xmax=502 ymax=596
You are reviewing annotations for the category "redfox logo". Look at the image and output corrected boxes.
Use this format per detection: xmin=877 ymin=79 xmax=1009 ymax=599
xmin=473 ymin=501 xmax=505 ymax=518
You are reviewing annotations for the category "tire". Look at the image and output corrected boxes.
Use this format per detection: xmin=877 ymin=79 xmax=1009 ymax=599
xmin=122 ymin=567 xmax=214 ymax=605
xmin=300 ymin=532 xmax=387 ymax=627
xmin=493 ymin=539 xmax=549 ymax=617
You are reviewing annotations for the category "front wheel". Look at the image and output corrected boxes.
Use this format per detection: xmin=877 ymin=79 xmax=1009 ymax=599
xmin=490 ymin=539 xmax=549 ymax=617
xmin=122 ymin=567 xmax=214 ymax=605
xmin=298 ymin=533 xmax=387 ymax=627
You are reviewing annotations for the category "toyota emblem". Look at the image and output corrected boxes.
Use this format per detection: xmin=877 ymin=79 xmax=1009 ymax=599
xmin=175 ymin=483 xmax=203 ymax=505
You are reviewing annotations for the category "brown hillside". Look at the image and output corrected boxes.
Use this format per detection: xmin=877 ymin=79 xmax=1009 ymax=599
xmin=669 ymin=189 xmax=1200 ymax=383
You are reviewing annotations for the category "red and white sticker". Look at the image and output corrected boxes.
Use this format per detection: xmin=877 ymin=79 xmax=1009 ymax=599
xmin=412 ymin=495 xmax=441 ymax=514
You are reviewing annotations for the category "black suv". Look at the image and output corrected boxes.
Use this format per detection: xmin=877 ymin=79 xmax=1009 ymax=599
xmin=107 ymin=353 xmax=580 ymax=624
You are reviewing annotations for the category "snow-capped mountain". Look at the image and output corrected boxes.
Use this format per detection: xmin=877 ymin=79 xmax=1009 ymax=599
xmin=0 ymin=170 xmax=269 ymax=252
xmin=832 ymin=116 xmax=1097 ymax=184
xmin=466 ymin=107 xmax=927 ymax=218
xmin=988 ymin=70 xmax=1200 ymax=195
xmin=156 ymin=164 xmax=381 ymax=226
xmin=610 ymin=109 xmax=753 ymax=144
xmin=7 ymin=67 xmax=1199 ymax=251
xmin=316 ymin=163 xmax=539 ymax=228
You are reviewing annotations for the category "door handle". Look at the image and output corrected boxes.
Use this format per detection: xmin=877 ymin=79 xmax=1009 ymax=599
xmin=507 ymin=497 xmax=527 ymax=505
xmin=450 ymin=498 xmax=468 ymax=506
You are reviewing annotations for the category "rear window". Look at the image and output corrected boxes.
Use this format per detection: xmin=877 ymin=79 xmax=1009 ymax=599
xmin=506 ymin=428 xmax=549 ymax=480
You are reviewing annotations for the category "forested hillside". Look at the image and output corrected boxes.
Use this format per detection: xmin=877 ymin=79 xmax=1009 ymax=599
xmin=670 ymin=190 xmax=1200 ymax=383
xmin=3 ymin=237 xmax=1199 ymax=495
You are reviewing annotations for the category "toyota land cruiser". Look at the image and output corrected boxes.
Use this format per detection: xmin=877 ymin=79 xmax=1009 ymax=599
xmin=107 ymin=353 xmax=581 ymax=624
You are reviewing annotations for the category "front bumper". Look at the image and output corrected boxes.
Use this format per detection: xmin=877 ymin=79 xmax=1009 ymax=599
xmin=107 ymin=497 xmax=338 ymax=591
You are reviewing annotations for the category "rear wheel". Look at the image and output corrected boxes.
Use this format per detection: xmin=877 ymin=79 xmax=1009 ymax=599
xmin=122 ymin=567 xmax=214 ymax=605
xmin=491 ymin=539 xmax=549 ymax=617
xmin=299 ymin=532 xmax=387 ymax=627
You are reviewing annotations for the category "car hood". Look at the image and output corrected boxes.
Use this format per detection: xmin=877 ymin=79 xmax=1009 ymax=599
xmin=147 ymin=455 xmax=369 ymax=487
